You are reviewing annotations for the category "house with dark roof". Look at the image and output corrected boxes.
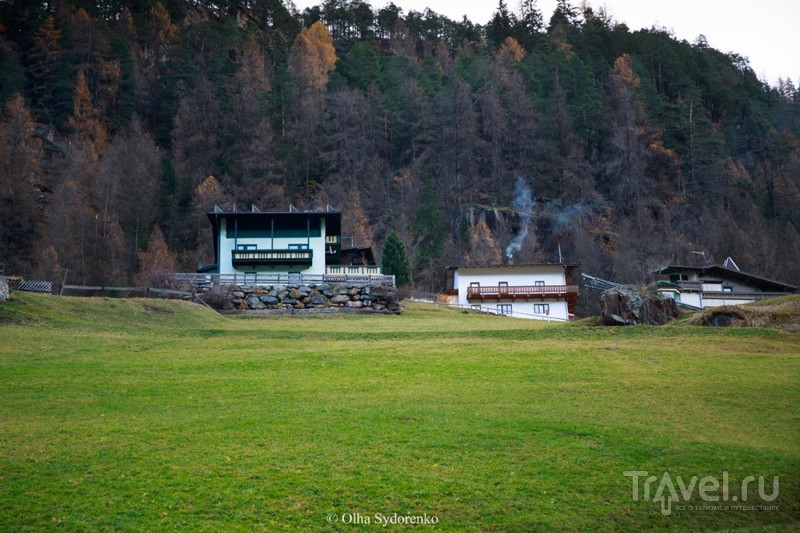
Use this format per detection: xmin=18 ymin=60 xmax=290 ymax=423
xmin=654 ymin=258 xmax=796 ymax=309
xmin=203 ymin=206 xmax=342 ymax=278
xmin=200 ymin=205 xmax=385 ymax=282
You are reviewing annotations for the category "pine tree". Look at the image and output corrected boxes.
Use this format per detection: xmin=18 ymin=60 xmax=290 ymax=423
xmin=0 ymin=95 xmax=43 ymax=275
xmin=519 ymin=0 xmax=544 ymax=35
xmin=227 ymin=37 xmax=277 ymax=204
xmin=68 ymin=69 xmax=108 ymax=155
xmin=497 ymin=37 xmax=525 ymax=63
xmin=288 ymin=21 xmax=337 ymax=197
xmin=28 ymin=16 xmax=63 ymax=120
xmin=135 ymin=226 xmax=176 ymax=287
xmin=486 ymin=0 xmax=516 ymax=48
xmin=381 ymin=231 xmax=412 ymax=286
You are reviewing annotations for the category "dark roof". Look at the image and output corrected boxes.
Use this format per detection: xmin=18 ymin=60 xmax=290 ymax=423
xmin=658 ymin=264 xmax=705 ymax=274
xmin=206 ymin=209 xmax=341 ymax=234
xmin=657 ymin=264 xmax=796 ymax=293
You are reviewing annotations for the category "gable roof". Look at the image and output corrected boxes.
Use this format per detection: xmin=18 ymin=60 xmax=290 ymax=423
xmin=658 ymin=264 xmax=796 ymax=293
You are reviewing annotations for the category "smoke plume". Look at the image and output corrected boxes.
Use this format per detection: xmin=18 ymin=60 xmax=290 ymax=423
xmin=505 ymin=177 xmax=535 ymax=261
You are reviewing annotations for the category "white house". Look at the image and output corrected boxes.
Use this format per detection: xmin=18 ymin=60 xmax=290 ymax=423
xmin=200 ymin=206 xmax=383 ymax=281
xmin=655 ymin=260 xmax=796 ymax=309
xmin=443 ymin=264 xmax=579 ymax=321
xmin=202 ymin=206 xmax=341 ymax=277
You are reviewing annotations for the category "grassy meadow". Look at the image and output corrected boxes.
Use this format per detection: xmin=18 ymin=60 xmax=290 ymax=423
xmin=0 ymin=292 xmax=798 ymax=531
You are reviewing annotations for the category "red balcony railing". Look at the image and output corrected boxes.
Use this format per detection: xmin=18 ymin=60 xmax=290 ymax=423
xmin=466 ymin=284 xmax=579 ymax=301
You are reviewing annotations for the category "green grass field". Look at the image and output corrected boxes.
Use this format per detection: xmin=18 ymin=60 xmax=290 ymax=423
xmin=1 ymin=293 xmax=798 ymax=531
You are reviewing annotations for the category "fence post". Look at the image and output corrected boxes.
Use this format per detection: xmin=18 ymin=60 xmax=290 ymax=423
xmin=60 ymin=269 xmax=69 ymax=296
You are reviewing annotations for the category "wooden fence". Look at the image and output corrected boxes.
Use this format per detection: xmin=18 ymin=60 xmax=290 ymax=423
xmin=166 ymin=272 xmax=396 ymax=287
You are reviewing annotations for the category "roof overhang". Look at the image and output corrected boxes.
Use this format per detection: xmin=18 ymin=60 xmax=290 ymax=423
xmin=657 ymin=264 xmax=796 ymax=293
xmin=446 ymin=263 xmax=580 ymax=271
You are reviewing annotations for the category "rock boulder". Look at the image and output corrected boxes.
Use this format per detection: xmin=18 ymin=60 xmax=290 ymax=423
xmin=601 ymin=285 xmax=679 ymax=326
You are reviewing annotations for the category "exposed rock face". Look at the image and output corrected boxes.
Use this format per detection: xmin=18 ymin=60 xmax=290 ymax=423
xmin=601 ymin=285 xmax=679 ymax=326
xmin=199 ymin=282 xmax=400 ymax=314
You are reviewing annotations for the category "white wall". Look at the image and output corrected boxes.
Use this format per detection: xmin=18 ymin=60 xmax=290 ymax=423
xmin=679 ymin=292 xmax=703 ymax=308
xmin=469 ymin=300 xmax=570 ymax=321
xmin=702 ymin=297 xmax=759 ymax=308
xmin=454 ymin=266 xmax=571 ymax=321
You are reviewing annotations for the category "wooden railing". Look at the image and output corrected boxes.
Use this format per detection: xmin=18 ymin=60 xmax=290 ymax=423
xmin=466 ymin=284 xmax=579 ymax=300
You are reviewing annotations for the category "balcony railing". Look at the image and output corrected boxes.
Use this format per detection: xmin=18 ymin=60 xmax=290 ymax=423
xmin=232 ymin=249 xmax=312 ymax=266
xmin=326 ymin=265 xmax=382 ymax=275
xmin=676 ymin=281 xmax=703 ymax=291
xmin=325 ymin=235 xmax=340 ymax=244
xmin=702 ymin=291 xmax=791 ymax=301
xmin=466 ymin=284 xmax=579 ymax=301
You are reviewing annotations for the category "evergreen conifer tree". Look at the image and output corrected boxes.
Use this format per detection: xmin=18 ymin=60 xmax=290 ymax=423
xmin=381 ymin=232 xmax=412 ymax=287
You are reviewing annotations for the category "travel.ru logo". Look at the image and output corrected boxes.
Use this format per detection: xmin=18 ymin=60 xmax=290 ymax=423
xmin=623 ymin=471 xmax=779 ymax=515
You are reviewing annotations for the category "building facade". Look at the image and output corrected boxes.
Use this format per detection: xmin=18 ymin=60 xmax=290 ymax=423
xmin=443 ymin=265 xmax=579 ymax=321
xmin=201 ymin=207 xmax=382 ymax=280
xmin=655 ymin=262 xmax=796 ymax=309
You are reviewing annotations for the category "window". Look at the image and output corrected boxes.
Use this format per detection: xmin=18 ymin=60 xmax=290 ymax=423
xmin=236 ymin=244 xmax=257 ymax=250
xmin=535 ymin=280 xmax=545 ymax=286
xmin=533 ymin=304 xmax=550 ymax=314
xmin=498 ymin=304 xmax=512 ymax=316
xmin=723 ymin=285 xmax=733 ymax=293
xmin=288 ymin=243 xmax=309 ymax=250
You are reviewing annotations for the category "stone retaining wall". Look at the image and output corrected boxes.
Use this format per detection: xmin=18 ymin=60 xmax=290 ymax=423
xmin=199 ymin=282 xmax=400 ymax=314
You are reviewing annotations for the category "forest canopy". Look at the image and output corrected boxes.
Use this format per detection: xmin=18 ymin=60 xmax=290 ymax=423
xmin=1 ymin=0 xmax=798 ymax=302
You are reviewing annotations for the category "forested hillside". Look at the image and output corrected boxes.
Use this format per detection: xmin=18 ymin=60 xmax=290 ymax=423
xmin=1 ymin=0 xmax=799 ymax=295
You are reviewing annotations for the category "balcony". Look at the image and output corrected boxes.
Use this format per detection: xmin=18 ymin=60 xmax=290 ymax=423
xmin=325 ymin=235 xmax=340 ymax=245
xmin=676 ymin=281 xmax=703 ymax=291
xmin=231 ymin=249 xmax=313 ymax=266
xmin=466 ymin=284 xmax=579 ymax=302
xmin=326 ymin=265 xmax=382 ymax=275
